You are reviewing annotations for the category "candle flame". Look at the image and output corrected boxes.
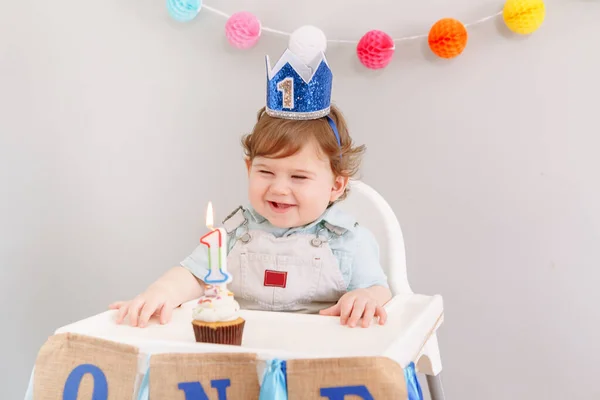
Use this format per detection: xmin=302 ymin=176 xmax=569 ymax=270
xmin=206 ymin=201 xmax=214 ymax=230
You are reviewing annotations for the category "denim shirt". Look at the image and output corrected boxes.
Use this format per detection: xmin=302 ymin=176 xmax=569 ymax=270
xmin=181 ymin=203 xmax=389 ymax=291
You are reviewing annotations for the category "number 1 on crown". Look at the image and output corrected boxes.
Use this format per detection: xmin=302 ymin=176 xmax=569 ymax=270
xmin=277 ymin=78 xmax=294 ymax=109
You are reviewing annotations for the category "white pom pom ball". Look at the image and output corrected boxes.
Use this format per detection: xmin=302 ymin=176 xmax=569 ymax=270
xmin=288 ymin=25 xmax=327 ymax=64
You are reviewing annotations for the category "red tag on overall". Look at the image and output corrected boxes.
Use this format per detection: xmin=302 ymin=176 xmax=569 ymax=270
xmin=264 ymin=270 xmax=287 ymax=288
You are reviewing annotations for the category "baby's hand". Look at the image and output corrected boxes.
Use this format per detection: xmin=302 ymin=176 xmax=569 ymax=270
xmin=109 ymin=285 xmax=176 ymax=328
xmin=319 ymin=288 xmax=387 ymax=328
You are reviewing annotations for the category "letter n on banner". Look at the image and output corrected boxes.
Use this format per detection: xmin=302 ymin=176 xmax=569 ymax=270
xmin=33 ymin=333 xmax=139 ymax=400
xmin=286 ymin=356 xmax=409 ymax=400
xmin=150 ymin=353 xmax=260 ymax=399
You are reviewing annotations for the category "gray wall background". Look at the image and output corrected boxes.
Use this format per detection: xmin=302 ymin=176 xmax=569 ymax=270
xmin=1 ymin=0 xmax=598 ymax=398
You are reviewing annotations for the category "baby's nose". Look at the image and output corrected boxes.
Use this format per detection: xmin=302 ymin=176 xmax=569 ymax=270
xmin=270 ymin=180 xmax=290 ymax=195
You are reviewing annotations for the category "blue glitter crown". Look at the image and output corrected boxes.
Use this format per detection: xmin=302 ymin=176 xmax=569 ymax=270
xmin=265 ymin=49 xmax=332 ymax=120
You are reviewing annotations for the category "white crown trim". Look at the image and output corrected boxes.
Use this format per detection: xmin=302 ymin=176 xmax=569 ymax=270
xmin=265 ymin=106 xmax=330 ymax=120
xmin=266 ymin=49 xmax=330 ymax=84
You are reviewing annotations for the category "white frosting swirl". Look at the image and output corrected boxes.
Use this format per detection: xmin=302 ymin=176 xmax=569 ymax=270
xmin=192 ymin=285 xmax=240 ymax=322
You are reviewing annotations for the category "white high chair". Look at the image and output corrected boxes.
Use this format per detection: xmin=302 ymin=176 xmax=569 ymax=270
xmin=338 ymin=180 xmax=445 ymax=400
xmin=39 ymin=180 xmax=445 ymax=400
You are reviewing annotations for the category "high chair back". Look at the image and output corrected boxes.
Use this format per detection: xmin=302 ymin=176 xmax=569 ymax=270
xmin=337 ymin=180 xmax=413 ymax=295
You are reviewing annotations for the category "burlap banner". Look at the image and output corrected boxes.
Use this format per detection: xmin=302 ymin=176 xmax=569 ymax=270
xmin=33 ymin=333 xmax=139 ymax=400
xmin=30 ymin=334 xmax=418 ymax=399
xmin=150 ymin=352 xmax=260 ymax=399
xmin=286 ymin=356 xmax=408 ymax=400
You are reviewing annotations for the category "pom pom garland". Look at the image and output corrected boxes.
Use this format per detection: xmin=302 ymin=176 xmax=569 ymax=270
xmin=167 ymin=2 xmax=562 ymax=70
xmin=225 ymin=12 xmax=261 ymax=49
xmin=428 ymin=18 xmax=468 ymax=59
xmin=166 ymin=0 xmax=201 ymax=23
xmin=356 ymin=30 xmax=395 ymax=70
xmin=503 ymin=0 xmax=546 ymax=35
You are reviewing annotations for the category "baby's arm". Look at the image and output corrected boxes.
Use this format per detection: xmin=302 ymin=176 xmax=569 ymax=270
xmin=110 ymin=234 xmax=222 ymax=326
xmin=320 ymin=226 xmax=392 ymax=328
xmin=109 ymin=266 xmax=204 ymax=327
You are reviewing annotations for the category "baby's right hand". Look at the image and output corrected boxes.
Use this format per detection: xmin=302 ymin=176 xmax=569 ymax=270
xmin=109 ymin=285 xmax=176 ymax=328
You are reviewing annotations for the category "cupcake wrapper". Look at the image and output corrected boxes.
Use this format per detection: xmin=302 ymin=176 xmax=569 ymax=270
xmin=192 ymin=320 xmax=245 ymax=346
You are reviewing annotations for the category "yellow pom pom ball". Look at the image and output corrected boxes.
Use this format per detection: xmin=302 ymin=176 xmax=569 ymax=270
xmin=503 ymin=0 xmax=545 ymax=35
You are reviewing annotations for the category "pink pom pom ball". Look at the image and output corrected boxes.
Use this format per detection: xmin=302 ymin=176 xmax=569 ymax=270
xmin=356 ymin=30 xmax=395 ymax=69
xmin=225 ymin=11 xmax=261 ymax=49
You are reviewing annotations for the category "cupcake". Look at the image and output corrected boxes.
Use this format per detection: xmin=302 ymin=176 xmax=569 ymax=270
xmin=192 ymin=285 xmax=245 ymax=345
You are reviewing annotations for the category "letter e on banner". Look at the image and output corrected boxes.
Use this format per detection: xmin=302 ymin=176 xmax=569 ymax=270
xmin=320 ymin=385 xmax=374 ymax=400
xmin=287 ymin=356 xmax=409 ymax=399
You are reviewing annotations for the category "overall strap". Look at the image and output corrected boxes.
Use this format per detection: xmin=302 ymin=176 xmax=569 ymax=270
xmin=311 ymin=221 xmax=348 ymax=248
xmin=322 ymin=222 xmax=348 ymax=237
xmin=222 ymin=206 xmax=252 ymax=244
xmin=222 ymin=205 xmax=248 ymax=234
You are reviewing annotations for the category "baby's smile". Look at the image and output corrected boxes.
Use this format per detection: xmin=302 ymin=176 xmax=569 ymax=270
xmin=267 ymin=201 xmax=297 ymax=213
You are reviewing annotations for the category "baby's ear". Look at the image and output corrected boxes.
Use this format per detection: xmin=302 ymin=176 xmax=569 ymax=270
xmin=330 ymin=175 xmax=349 ymax=202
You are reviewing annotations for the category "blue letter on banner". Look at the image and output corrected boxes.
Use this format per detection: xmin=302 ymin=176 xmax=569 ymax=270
xmin=178 ymin=382 xmax=209 ymax=400
xmin=63 ymin=364 xmax=108 ymax=400
xmin=320 ymin=385 xmax=374 ymax=400
xmin=212 ymin=379 xmax=231 ymax=399
xmin=178 ymin=379 xmax=231 ymax=400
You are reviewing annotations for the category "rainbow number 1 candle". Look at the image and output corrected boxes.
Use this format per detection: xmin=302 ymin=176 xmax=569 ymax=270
xmin=200 ymin=202 xmax=231 ymax=285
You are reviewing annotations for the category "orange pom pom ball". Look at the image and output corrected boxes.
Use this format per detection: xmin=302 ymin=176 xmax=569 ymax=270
xmin=428 ymin=18 xmax=468 ymax=59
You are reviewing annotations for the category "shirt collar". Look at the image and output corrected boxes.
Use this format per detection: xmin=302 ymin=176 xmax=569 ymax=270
xmin=319 ymin=203 xmax=358 ymax=233
xmin=245 ymin=203 xmax=357 ymax=233
xmin=246 ymin=206 xmax=267 ymax=224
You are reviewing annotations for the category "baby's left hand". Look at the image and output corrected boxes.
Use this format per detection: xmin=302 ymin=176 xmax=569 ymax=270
xmin=319 ymin=289 xmax=387 ymax=328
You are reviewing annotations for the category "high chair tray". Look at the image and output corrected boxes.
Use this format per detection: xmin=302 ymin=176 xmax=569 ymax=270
xmin=55 ymin=293 xmax=443 ymax=368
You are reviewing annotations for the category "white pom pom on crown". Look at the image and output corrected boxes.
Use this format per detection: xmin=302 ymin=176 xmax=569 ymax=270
xmin=288 ymin=25 xmax=328 ymax=65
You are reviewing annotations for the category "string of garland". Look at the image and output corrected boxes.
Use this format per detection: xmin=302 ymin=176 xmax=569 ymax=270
xmin=166 ymin=0 xmax=546 ymax=69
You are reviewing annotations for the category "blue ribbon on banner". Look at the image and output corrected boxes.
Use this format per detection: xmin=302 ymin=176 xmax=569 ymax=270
xmin=403 ymin=362 xmax=424 ymax=400
xmin=137 ymin=355 xmax=151 ymax=400
xmin=259 ymin=359 xmax=287 ymax=400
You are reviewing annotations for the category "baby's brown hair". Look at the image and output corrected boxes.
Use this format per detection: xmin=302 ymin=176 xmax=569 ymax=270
xmin=241 ymin=104 xmax=365 ymax=200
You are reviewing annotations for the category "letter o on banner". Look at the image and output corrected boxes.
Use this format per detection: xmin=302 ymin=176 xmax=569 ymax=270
xmin=63 ymin=364 xmax=108 ymax=400
xmin=32 ymin=333 xmax=139 ymax=400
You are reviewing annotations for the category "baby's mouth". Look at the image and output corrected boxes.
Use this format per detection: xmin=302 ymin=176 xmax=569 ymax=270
xmin=268 ymin=201 xmax=295 ymax=210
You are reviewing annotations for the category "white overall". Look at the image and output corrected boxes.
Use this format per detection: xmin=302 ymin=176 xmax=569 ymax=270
xmin=223 ymin=207 xmax=348 ymax=314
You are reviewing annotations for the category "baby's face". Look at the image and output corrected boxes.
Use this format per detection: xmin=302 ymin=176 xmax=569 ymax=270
xmin=246 ymin=140 xmax=346 ymax=228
